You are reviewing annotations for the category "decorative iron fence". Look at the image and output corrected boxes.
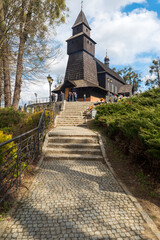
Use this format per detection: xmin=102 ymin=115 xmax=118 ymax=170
xmin=0 ymin=102 xmax=63 ymax=203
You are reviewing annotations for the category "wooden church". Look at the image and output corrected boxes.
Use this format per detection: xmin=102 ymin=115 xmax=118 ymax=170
xmin=53 ymin=10 xmax=132 ymax=101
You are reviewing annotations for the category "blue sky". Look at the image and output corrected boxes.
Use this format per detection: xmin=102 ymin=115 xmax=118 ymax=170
xmin=21 ymin=0 xmax=160 ymax=103
xmin=123 ymin=0 xmax=160 ymax=17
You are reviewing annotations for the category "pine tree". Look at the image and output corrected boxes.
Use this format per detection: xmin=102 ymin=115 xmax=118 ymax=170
xmin=113 ymin=67 xmax=142 ymax=92
xmin=145 ymin=59 xmax=160 ymax=87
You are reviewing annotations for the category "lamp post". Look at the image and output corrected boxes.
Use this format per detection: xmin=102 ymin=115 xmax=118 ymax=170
xmin=47 ymin=74 xmax=53 ymax=102
xmin=34 ymin=93 xmax=37 ymax=103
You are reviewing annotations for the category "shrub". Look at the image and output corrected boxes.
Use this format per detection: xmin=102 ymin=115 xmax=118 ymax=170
xmin=95 ymin=87 xmax=160 ymax=175
xmin=0 ymin=108 xmax=25 ymax=130
xmin=0 ymin=131 xmax=17 ymax=166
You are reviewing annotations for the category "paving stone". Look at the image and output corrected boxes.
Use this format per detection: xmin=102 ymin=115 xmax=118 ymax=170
xmin=1 ymin=125 xmax=158 ymax=239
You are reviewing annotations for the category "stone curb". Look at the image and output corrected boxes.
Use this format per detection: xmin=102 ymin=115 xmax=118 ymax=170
xmin=54 ymin=100 xmax=66 ymax=128
xmin=97 ymin=132 xmax=160 ymax=240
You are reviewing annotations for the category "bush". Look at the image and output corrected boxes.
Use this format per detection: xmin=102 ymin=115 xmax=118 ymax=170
xmin=95 ymin=87 xmax=160 ymax=175
xmin=0 ymin=131 xmax=16 ymax=165
xmin=0 ymin=108 xmax=25 ymax=130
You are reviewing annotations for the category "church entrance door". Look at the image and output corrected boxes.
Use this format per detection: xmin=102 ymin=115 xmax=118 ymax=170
xmin=65 ymin=88 xmax=71 ymax=100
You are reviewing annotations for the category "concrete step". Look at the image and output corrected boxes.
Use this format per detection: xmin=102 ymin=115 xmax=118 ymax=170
xmin=57 ymin=116 xmax=85 ymax=119
xmin=56 ymin=124 xmax=87 ymax=126
xmin=57 ymin=119 xmax=85 ymax=122
xmin=47 ymin=143 xmax=100 ymax=149
xmin=60 ymin=112 xmax=83 ymax=115
xmin=45 ymin=153 xmax=103 ymax=161
xmin=45 ymin=148 xmax=101 ymax=155
xmin=48 ymin=132 xmax=96 ymax=137
xmin=48 ymin=136 xmax=98 ymax=144
xmin=56 ymin=121 xmax=86 ymax=124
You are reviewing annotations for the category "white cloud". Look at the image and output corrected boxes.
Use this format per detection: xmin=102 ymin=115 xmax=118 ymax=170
xmin=92 ymin=9 xmax=160 ymax=65
xmin=142 ymin=73 xmax=157 ymax=83
xmin=21 ymin=0 xmax=160 ymax=103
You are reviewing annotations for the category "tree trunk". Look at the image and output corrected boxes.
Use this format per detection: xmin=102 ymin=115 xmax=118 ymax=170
xmin=12 ymin=0 xmax=33 ymax=109
xmin=0 ymin=54 xmax=3 ymax=107
xmin=0 ymin=0 xmax=11 ymax=107
xmin=12 ymin=36 xmax=25 ymax=109
xmin=3 ymin=42 xmax=11 ymax=107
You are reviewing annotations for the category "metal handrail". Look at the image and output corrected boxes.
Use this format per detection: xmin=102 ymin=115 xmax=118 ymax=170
xmin=0 ymin=127 xmax=38 ymax=148
xmin=0 ymin=102 xmax=63 ymax=203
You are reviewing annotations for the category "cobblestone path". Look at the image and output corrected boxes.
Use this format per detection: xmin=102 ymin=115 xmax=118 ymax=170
xmin=1 ymin=160 xmax=157 ymax=240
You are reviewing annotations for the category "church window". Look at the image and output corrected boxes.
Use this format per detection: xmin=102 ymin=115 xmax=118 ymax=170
xmin=86 ymin=28 xmax=88 ymax=32
xmin=108 ymin=82 xmax=110 ymax=91
xmin=87 ymin=40 xmax=89 ymax=44
xmin=112 ymin=84 xmax=114 ymax=92
xmin=76 ymin=73 xmax=79 ymax=80
xmin=115 ymin=86 xmax=117 ymax=94
xmin=90 ymin=43 xmax=92 ymax=46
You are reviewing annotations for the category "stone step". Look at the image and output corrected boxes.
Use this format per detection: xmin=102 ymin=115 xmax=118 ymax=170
xmin=57 ymin=119 xmax=85 ymax=124
xmin=60 ymin=112 xmax=84 ymax=115
xmin=47 ymin=143 xmax=100 ymax=149
xmin=48 ymin=136 xmax=98 ymax=144
xmin=57 ymin=115 xmax=85 ymax=118
xmin=56 ymin=121 xmax=86 ymax=124
xmin=57 ymin=119 xmax=85 ymax=121
xmin=45 ymin=148 xmax=101 ymax=155
xmin=56 ymin=124 xmax=86 ymax=127
xmin=48 ymin=132 xmax=96 ymax=137
xmin=65 ymin=102 xmax=93 ymax=105
xmin=57 ymin=116 xmax=85 ymax=119
xmin=60 ymin=110 xmax=85 ymax=112
xmin=45 ymin=153 xmax=103 ymax=161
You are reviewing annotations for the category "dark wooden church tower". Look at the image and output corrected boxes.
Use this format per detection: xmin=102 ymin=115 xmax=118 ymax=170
xmin=65 ymin=10 xmax=98 ymax=85
xmin=53 ymin=10 xmax=129 ymax=101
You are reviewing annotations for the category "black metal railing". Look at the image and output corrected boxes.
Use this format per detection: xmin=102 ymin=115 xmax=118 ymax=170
xmin=28 ymin=97 xmax=51 ymax=105
xmin=0 ymin=102 xmax=63 ymax=203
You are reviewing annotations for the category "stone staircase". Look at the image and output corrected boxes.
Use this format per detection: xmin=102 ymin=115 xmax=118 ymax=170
xmin=43 ymin=102 xmax=103 ymax=162
xmin=56 ymin=102 xmax=92 ymax=126
xmin=43 ymin=127 xmax=103 ymax=161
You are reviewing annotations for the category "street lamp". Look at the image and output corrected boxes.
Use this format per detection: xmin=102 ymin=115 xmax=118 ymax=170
xmin=47 ymin=74 xmax=53 ymax=102
xmin=34 ymin=93 xmax=37 ymax=103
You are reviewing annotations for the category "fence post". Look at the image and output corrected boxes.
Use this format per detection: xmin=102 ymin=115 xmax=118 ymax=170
xmin=16 ymin=140 xmax=21 ymax=189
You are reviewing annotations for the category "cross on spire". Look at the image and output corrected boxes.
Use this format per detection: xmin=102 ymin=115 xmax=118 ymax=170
xmin=81 ymin=0 xmax=83 ymax=10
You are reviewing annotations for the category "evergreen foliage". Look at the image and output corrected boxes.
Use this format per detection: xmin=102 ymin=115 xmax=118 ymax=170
xmin=145 ymin=59 xmax=160 ymax=87
xmin=113 ymin=67 xmax=142 ymax=91
xmin=95 ymin=87 xmax=160 ymax=176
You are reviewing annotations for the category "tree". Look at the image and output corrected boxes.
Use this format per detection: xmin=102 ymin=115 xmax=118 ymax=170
xmin=54 ymin=75 xmax=64 ymax=88
xmin=145 ymin=59 xmax=160 ymax=87
xmin=0 ymin=0 xmax=12 ymax=107
xmin=113 ymin=67 xmax=142 ymax=92
xmin=12 ymin=0 xmax=67 ymax=109
xmin=0 ymin=0 xmax=68 ymax=109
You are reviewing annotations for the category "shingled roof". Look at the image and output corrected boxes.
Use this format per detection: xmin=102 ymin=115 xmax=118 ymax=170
xmin=53 ymin=80 xmax=108 ymax=93
xmin=66 ymin=32 xmax=96 ymax=44
xmin=72 ymin=10 xmax=91 ymax=30
xmin=118 ymin=85 xmax=133 ymax=94
xmin=95 ymin=58 xmax=125 ymax=84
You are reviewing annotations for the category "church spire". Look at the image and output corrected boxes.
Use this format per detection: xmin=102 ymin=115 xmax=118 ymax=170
xmin=81 ymin=0 xmax=83 ymax=10
xmin=72 ymin=9 xmax=91 ymax=30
